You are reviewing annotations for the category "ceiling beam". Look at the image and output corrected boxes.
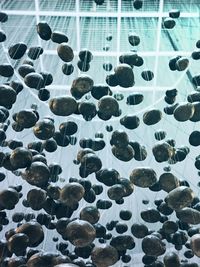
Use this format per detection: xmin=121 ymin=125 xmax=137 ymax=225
xmin=153 ymin=0 xmax=164 ymax=103
xmin=2 ymin=9 xmax=199 ymax=18
xmin=42 ymin=49 xmax=192 ymax=57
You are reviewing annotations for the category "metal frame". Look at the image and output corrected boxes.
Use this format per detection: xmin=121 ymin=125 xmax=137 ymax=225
xmin=34 ymin=0 xmax=44 ymax=71
xmin=152 ymin=0 xmax=164 ymax=103
xmin=39 ymin=50 xmax=192 ymax=57
xmin=2 ymin=9 xmax=199 ymax=18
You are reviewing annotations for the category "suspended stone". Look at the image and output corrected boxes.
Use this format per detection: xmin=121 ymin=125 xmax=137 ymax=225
xmin=113 ymin=93 xmax=124 ymax=101
xmin=152 ymin=142 xmax=174 ymax=162
xmin=10 ymin=80 xmax=23 ymax=94
xmin=57 ymin=43 xmax=74 ymax=62
xmin=110 ymin=130 xmax=129 ymax=147
xmin=106 ymin=73 xmax=118 ymax=87
xmin=8 ymin=42 xmax=27 ymax=60
xmin=169 ymin=9 xmax=180 ymax=18
xmin=98 ymin=96 xmax=119 ymax=117
xmin=176 ymin=57 xmax=189 ymax=71
xmin=59 ymin=121 xmax=78 ymax=136
xmin=107 ymin=184 xmax=126 ymax=201
xmin=141 ymin=208 xmax=161 ymax=223
xmin=130 ymin=167 xmax=157 ymax=188
xmin=91 ymin=85 xmax=112 ymax=100
xmin=80 ymin=138 xmax=105 ymax=151
xmin=96 ymin=199 xmax=112 ymax=209
xmin=120 ymin=115 xmax=140 ymax=130
xmin=15 ymin=109 xmax=38 ymax=128
xmin=189 ymin=131 xmax=200 ymax=146
xmin=96 ymin=168 xmax=119 ymax=186
xmin=66 ymin=219 xmax=96 ymax=247
xmin=158 ymin=202 xmax=172 ymax=217
xmin=51 ymin=31 xmax=68 ymax=43
xmin=119 ymin=178 xmax=134 ymax=197
xmin=189 ymin=103 xmax=200 ymax=122
xmin=128 ymin=32 xmax=140 ymax=46
xmin=18 ymin=64 xmax=35 ymax=78
xmin=141 ymin=70 xmax=154 ymax=81
xmin=0 ymin=188 xmax=19 ymax=209
xmin=71 ymin=75 xmax=94 ymax=99
xmin=16 ymin=221 xmax=44 ymax=247
xmin=114 ymin=64 xmax=135 ymax=88
xmin=91 ymin=245 xmax=118 ymax=267
xmin=187 ymin=91 xmax=200 ymax=103
xmin=191 ymin=50 xmax=200 ymax=60
xmin=165 ymin=95 xmax=176 ymax=105
xmin=169 ymin=56 xmax=181 ymax=71
xmin=80 ymin=206 xmax=100 ymax=224
xmin=24 ymin=162 xmax=50 ymax=187
xmin=60 ymin=183 xmax=85 ymax=207
xmin=10 ymin=147 xmax=32 ymax=169
xmin=7 ymin=233 xmax=29 ymax=255
xmin=143 ymin=109 xmax=162 ymax=125
xmin=142 ymin=235 xmax=166 ymax=256
xmin=129 ymin=141 xmax=147 ymax=161
xmin=40 ymin=71 xmax=53 ymax=86
xmin=165 ymin=186 xmax=195 ymax=210
xmin=78 ymin=102 xmax=97 ymax=121
xmin=166 ymin=88 xmax=178 ymax=98
xmin=0 ymin=12 xmax=8 ymax=23
xmin=173 ymin=102 xmax=195 ymax=122
xmin=27 ymin=188 xmax=46 ymax=210
xmin=164 ymin=252 xmax=180 ymax=267
xmin=0 ymin=85 xmax=17 ymax=109
xmin=110 ymin=235 xmax=135 ymax=251
xmin=119 ymin=53 xmax=144 ymax=67
xmin=37 ymin=21 xmax=52 ymax=40
xmin=163 ymin=18 xmax=176 ymax=29
xmin=176 ymin=208 xmax=200 ymax=225
xmin=24 ymin=73 xmax=44 ymax=89
xmin=33 ymin=118 xmax=55 ymax=140
xmin=43 ymin=139 xmax=57 ymax=152
xmin=79 ymin=49 xmax=93 ymax=63
xmin=94 ymin=0 xmax=105 ymax=6
xmin=119 ymin=210 xmax=132 ymax=221
xmin=38 ymin=88 xmax=50 ymax=101
xmin=0 ymin=30 xmax=6 ymax=42
xmin=77 ymin=60 xmax=90 ymax=72
xmin=154 ymin=130 xmax=166 ymax=141
xmin=0 ymin=63 xmax=14 ymax=77
xmin=103 ymin=62 xmax=113 ymax=71
xmin=159 ymin=172 xmax=180 ymax=192
xmin=162 ymin=220 xmax=178 ymax=234
xmin=49 ymin=96 xmax=77 ymax=116
xmin=79 ymin=153 xmax=102 ymax=178
xmin=190 ymin=234 xmax=200 ymax=257
xmin=142 ymin=255 xmax=157 ymax=265
xmin=131 ymin=223 xmax=148 ymax=238
xmin=164 ymin=103 xmax=179 ymax=115
xmin=28 ymin=46 xmax=43 ymax=60
xmin=23 ymin=58 xmax=34 ymax=65
xmin=133 ymin=0 xmax=143 ymax=9
xmin=62 ymin=63 xmax=74 ymax=75
xmin=192 ymin=74 xmax=200 ymax=87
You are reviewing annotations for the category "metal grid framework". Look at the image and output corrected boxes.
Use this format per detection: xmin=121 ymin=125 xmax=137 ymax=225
xmin=0 ymin=0 xmax=199 ymax=92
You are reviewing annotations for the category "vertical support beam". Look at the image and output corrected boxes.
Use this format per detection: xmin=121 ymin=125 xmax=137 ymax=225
xmin=152 ymin=0 xmax=164 ymax=103
xmin=76 ymin=0 xmax=81 ymax=75
xmin=116 ymin=0 xmax=121 ymax=65
xmin=34 ymin=0 xmax=44 ymax=71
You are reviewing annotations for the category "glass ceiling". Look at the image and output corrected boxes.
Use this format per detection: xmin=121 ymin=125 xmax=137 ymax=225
xmin=0 ymin=0 xmax=199 ymax=93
